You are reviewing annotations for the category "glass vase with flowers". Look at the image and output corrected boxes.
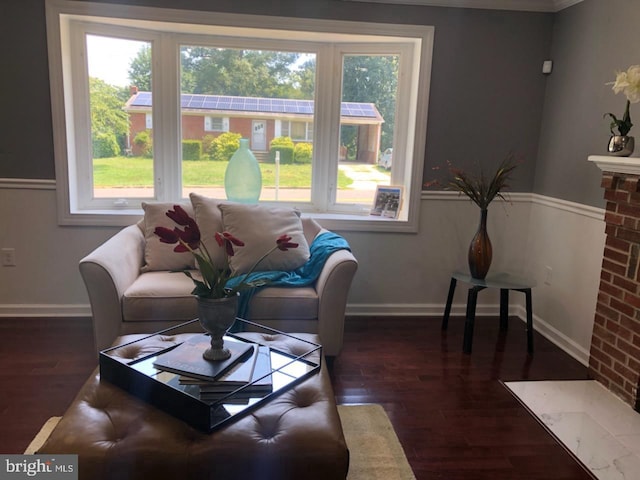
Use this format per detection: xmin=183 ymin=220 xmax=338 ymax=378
xmin=154 ymin=205 xmax=298 ymax=360
xmin=605 ymin=65 xmax=640 ymax=157
xmin=428 ymin=155 xmax=517 ymax=279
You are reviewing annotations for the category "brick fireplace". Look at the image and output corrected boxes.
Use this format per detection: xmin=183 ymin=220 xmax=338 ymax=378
xmin=589 ymin=156 xmax=640 ymax=411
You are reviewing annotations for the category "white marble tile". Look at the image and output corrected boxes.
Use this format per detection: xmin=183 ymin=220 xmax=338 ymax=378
xmin=618 ymin=433 xmax=640 ymax=456
xmin=505 ymin=380 xmax=640 ymax=480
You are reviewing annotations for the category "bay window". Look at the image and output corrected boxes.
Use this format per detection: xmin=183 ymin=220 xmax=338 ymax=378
xmin=46 ymin=0 xmax=433 ymax=231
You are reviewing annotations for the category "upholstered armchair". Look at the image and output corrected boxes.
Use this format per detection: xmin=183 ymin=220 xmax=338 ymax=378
xmin=79 ymin=198 xmax=358 ymax=357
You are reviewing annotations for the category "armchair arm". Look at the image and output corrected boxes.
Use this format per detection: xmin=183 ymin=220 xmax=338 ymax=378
xmin=79 ymin=225 xmax=145 ymax=352
xmin=314 ymin=248 xmax=358 ymax=356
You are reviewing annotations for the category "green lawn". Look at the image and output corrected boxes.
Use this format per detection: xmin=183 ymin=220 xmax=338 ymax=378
xmin=93 ymin=157 xmax=353 ymax=188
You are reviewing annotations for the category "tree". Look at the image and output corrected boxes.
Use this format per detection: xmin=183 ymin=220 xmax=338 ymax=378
xmin=127 ymin=44 xmax=152 ymax=91
xmin=89 ymin=77 xmax=130 ymax=156
xmin=291 ymin=58 xmax=316 ymax=99
xmin=128 ymin=46 xmax=307 ymax=98
xmin=180 ymin=47 xmax=303 ymax=97
xmin=341 ymin=55 xmax=398 ymax=154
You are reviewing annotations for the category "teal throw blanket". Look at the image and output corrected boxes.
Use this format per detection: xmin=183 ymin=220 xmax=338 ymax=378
xmin=225 ymin=232 xmax=351 ymax=318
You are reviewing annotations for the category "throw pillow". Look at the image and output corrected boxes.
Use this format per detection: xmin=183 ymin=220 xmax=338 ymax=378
xmin=188 ymin=193 xmax=228 ymax=270
xmin=218 ymin=203 xmax=310 ymax=275
xmin=141 ymin=201 xmax=195 ymax=272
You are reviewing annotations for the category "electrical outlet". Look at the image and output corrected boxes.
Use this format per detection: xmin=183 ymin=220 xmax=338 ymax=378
xmin=1 ymin=248 xmax=16 ymax=266
xmin=544 ymin=266 xmax=552 ymax=285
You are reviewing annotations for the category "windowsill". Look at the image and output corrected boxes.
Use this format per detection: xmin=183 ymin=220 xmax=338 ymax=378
xmin=59 ymin=207 xmax=417 ymax=232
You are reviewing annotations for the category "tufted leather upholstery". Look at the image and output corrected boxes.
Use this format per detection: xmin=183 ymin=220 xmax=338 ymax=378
xmin=38 ymin=333 xmax=350 ymax=480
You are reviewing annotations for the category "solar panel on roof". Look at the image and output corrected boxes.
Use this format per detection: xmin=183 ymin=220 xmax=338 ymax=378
xmin=190 ymin=97 xmax=205 ymax=108
xmin=132 ymin=92 xmax=152 ymax=107
xmin=129 ymin=92 xmax=379 ymax=118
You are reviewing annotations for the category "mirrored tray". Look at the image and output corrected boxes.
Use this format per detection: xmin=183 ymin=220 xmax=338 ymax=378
xmin=99 ymin=318 xmax=322 ymax=433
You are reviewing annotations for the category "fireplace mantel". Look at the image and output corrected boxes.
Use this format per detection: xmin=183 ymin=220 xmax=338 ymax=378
xmin=589 ymin=155 xmax=640 ymax=175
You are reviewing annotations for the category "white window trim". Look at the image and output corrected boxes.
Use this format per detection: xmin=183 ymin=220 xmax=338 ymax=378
xmin=45 ymin=0 xmax=433 ymax=232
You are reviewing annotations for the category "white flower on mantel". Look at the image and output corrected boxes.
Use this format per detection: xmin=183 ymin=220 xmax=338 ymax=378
xmin=611 ymin=65 xmax=640 ymax=104
xmin=605 ymin=65 xmax=640 ymax=137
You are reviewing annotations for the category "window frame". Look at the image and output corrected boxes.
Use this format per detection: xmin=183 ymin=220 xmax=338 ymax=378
xmin=45 ymin=0 xmax=433 ymax=232
xmin=204 ymin=116 xmax=229 ymax=133
xmin=281 ymin=120 xmax=313 ymax=142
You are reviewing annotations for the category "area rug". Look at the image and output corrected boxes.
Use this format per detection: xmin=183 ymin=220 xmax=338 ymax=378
xmin=338 ymin=404 xmax=416 ymax=480
xmin=504 ymin=380 xmax=640 ymax=480
xmin=25 ymin=404 xmax=415 ymax=480
xmin=24 ymin=416 xmax=61 ymax=455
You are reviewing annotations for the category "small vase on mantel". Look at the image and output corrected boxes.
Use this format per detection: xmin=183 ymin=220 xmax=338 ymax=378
xmin=224 ymin=138 xmax=262 ymax=203
xmin=468 ymin=209 xmax=493 ymax=280
xmin=197 ymin=293 xmax=239 ymax=361
xmin=607 ymin=135 xmax=635 ymax=157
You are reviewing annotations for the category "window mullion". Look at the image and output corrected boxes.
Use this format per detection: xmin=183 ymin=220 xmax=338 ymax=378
xmin=153 ymin=33 xmax=181 ymax=201
xmin=311 ymin=45 xmax=341 ymax=211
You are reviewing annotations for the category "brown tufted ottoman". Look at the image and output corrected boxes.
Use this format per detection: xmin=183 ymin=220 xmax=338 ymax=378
xmin=38 ymin=333 xmax=349 ymax=480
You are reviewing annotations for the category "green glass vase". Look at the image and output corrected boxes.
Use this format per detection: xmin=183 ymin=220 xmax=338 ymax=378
xmin=224 ymin=138 xmax=262 ymax=203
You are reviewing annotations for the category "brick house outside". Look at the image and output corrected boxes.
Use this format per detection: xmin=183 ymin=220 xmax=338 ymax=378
xmin=124 ymin=88 xmax=384 ymax=163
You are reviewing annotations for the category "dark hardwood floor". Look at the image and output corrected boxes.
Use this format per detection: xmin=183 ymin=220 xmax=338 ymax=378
xmin=0 ymin=315 xmax=594 ymax=479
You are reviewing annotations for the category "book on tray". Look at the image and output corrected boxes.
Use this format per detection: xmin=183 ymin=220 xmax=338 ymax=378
xmin=152 ymin=333 xmax=254 ymax=382
xmin=192 ymin=345 xmax=274 ymax=401
xmin=179 ymin=342 xmax=260 ymax=387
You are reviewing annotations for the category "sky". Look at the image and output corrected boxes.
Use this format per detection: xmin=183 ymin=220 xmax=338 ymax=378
xmin=86 ymin=35 xmax=146 ymax=87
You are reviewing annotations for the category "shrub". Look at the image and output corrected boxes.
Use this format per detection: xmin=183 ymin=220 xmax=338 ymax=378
xmin=134 ymin=130 xmax=153 ymax=158
xmin=182 ymin=140 xmax=202 ymax=160
xmin=210 ymin=132 xmax=242 ymax=162
xmin=294 ymin=142 xmax=313 ymax=164
xmin=202 ymin=134 xmax=216 ymax=159
xmin=92 ymin=132 xmax=120 ymax=158
xmin=269 ymin=136 xmax=294 ymax=164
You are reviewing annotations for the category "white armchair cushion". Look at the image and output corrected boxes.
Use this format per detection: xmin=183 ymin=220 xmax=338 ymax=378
xmin=218 ymin=203 xmax=310 ymax=275
xmin=123 ymin=271 xmax=197 ymax=322
xmin=249 ymin=286 xmax=318 ymax=320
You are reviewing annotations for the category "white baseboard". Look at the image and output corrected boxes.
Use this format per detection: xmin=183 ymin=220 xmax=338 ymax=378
xmin=514 ymin=304 xmax=590 ymax=366
xmin=0 ymin=304 xmax=91 ymax=317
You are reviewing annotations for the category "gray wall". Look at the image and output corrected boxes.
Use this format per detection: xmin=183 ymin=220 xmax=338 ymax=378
xmin=0 ymin=0 xmax=552 ymax=192
xmin=536 ymin=0 xmax=640 ymax=207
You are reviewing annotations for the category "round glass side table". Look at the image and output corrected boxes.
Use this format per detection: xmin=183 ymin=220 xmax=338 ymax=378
xmin=442 ymin=271 xmax=536 ymax=354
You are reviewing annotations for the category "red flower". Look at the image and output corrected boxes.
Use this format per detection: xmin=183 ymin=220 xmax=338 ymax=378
xmin=166 ymin=205 xmax=192 ymax=226
xmin=154 ymin=226 xmax=180 ymax=244
xmin=276 ymin=234 xmax=299 ymax=251
xmin=178 ymin=224 xmax=201 ymax=250
xmin=215 ymin=232 xmax=245 ymax=257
